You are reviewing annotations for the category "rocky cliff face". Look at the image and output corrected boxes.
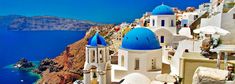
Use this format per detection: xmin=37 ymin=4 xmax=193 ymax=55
xmin=0 ymin=15 xmax=101 ymax=31
xmin=37 ymin=24 xmax=115 ymax=84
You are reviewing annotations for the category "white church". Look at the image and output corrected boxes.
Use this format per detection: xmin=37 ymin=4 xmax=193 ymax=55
xmin=148 ymin=4 xmax=192 ymax=48
xmin=82 ymin=4 xmax=183 ymax=84
xmin=113 ymin=27 xmax=163 ymax=81
xmin=83 ymin=32 xmax=112 ymax=84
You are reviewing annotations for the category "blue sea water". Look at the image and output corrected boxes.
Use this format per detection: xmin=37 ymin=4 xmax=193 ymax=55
xmin=0 ymin=0 xmax=211 ymax=83
xmin=0 ymin=27 xmax=86 ymax=84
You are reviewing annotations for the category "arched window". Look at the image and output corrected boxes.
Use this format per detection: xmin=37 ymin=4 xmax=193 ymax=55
xmin=100 ymin=50 xmax=103 ymax=63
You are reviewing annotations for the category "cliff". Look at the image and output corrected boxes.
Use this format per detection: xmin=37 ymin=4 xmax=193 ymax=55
xmin=37 ymin=24 xmax=115 ymax=84
xmin=0 ymin=15 xmax=101 ymax=31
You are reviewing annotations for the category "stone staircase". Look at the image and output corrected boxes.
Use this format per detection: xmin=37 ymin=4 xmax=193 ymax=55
xmin=189 ymin=12 xmax=209 ymax=34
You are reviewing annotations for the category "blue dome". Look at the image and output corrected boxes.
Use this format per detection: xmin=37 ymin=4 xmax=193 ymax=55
xmin=121 ymin=27 xmax=161 ymax=50
xmin=88 ymin=32 xmax=107 ymax=46
xmin=152 ymin=4 xmax=174 ymax=15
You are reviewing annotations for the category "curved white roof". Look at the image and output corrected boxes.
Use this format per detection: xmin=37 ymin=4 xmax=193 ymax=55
xmin=121 ymin=73 xmax=151 ymax=84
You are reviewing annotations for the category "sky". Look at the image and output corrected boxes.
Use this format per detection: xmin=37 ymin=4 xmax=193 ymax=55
xmin=0 ymin=0 xmax=210 ymax=23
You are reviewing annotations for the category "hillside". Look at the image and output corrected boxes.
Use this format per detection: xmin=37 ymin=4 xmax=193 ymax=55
xmin=36 ymin=24 xmax=115 ymax=84
xmin=0 ymin=15 xmax=101 ymax=31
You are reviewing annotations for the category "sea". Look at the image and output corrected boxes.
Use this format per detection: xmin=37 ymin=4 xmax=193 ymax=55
xmin=0 ymin=27 xmax=86 ymax=84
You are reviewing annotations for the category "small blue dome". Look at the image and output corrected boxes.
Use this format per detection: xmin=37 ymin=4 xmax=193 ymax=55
xmin=152 ymin=4 xmax=174 ymax=15
xmin=121 ymin=27 xmax=161 ymax=50
xmin=88 ymin=32 xmax=107 ymax=46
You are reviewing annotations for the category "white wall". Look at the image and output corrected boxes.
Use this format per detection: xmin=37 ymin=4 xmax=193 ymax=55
xmin=200 ymin=12 xmax=222 ymax=27
xmin=154 ymin=28 xmax=174 ymax=46
xmin=200 ymin=18 xmax=210 ymax=27
xmin=182 ymin=12 xmax=199 ymax=25
xmin=115 ymin=49 xmax=162 ymax=80
xmin=127 ymin=49 xmax=162 ymax=71
xmin=150 ymin=15 xmax=176 ymax=31
xmin=118 ymin=49 xmax=129 ymax=69
xmin=221 ymin=7 xmax=235 ymax=44
xmin=150 ymin=15 xmax=177 ymax=35
xmin=170 ymin=40 xmax=201 ymax=75
xmin=200 ymin=5 xmax=235 ymax=44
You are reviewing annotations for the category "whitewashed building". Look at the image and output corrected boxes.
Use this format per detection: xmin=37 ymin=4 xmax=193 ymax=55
xmin=112 ymin=27 xmax=162 ymax=81
xmin=180 ymin=12 xmax=199 ymax=27
xmin=200 ymin=0 xmax=235 ymax=44
xmin=150 ymin=4 xmax=177 ymax=35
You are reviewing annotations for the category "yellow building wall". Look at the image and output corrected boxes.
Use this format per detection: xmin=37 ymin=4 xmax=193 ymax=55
xmin=180 ymin=58 xmax=226 ymax=84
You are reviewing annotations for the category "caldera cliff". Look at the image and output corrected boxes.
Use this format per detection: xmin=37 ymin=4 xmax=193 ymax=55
xmin=36 ymin=24 xmax=115 ymax=84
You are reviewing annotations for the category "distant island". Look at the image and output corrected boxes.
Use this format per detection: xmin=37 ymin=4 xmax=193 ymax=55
xmin=0 ymin=15 xmax=102 ymax=31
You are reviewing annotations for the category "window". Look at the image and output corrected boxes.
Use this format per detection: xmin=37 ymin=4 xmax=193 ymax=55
xmin=135 ymin=58 xmax=140 ymax=70
xmin=161 ymin=20 xmax=165 ymax=27
xmin=194 ymin=15 xmax=198 ymax=20
xmin=100 ymin=50 xmax=103 ymax=63
xmin=152 ymin=59 xmax=156 ymax=70
xmin=152 ymin=19 xmax=155 ymax=26
xmin=171 ymin=20 xmax=174 ymax=27
xmin=233 ymin=14 xmax=235 ymax=19
xmin=87 ymin=49 xmax=89 ymax=63
xmin=183 ymin=24 xmax=187 ymax=27
xmin=121 ymin=55 xmax=124 ymax=66
xmin=92 ymin=50 xmax=95 ymax=62
xmin=160 ymin=36 xmax=164 ymax=43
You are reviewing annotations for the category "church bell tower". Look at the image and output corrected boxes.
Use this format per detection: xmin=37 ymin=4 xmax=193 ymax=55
xmin=83 ymin=32 xmax=111 ymax=84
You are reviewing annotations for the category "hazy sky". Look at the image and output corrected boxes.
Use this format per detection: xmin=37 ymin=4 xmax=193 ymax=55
xmin=0 ymin=0 xmax=210 ymax=23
